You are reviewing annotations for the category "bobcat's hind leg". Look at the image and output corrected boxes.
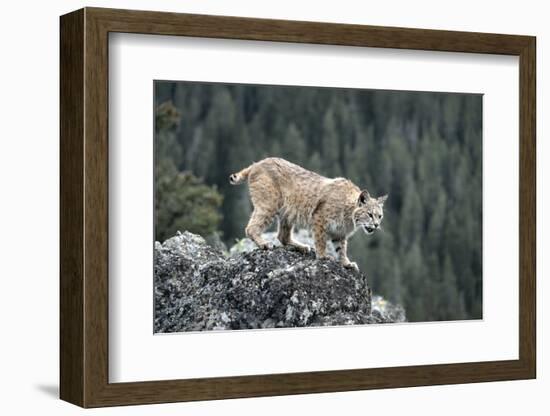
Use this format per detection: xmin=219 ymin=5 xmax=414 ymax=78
xmin=246 ymin=209 xmax=276 ymax=250
xmin=245 ymin=170 xmax=281 ymax=250
xmin=277 ymin=218 xmax=311 ymax=254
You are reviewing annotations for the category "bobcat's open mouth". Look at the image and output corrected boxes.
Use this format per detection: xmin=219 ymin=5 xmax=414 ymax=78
xmin=363 ymin=225 xmax=375 ymax=234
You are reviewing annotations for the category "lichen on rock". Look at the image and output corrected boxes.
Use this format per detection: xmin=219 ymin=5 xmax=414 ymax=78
xmin=154 ymin=231 xmax=405 ymax=333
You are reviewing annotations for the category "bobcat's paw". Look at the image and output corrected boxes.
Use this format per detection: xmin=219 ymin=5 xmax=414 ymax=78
xmin=258 ymin=242 xmax=273 ymax=250
xmin=343 ymin=261 xmax=359 ymax=271
xmin=295 ymin=244 xmax=312 ymax=254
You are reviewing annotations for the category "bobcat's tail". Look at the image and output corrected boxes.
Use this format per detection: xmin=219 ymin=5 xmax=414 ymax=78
xmin=229 ymin=165 xmax=252 ymax=185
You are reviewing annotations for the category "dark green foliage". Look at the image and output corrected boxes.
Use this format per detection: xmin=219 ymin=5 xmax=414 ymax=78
xmin=155 ymin=160 xmax=223 ymax=243
xmin=154 ymin=101 xmax=223 ymax=243
xmin=154 ymin=81 xmax=482 ymax=322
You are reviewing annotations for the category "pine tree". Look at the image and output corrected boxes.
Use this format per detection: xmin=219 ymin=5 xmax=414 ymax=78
xmin=321 ymin=108 xmax=341 ymax=177
xmin=282 ymin=123 xmax=307 ymax=164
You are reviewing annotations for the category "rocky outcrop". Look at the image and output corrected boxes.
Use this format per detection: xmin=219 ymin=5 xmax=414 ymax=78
xmin=154 ymin=231 xmax=405 ymax=332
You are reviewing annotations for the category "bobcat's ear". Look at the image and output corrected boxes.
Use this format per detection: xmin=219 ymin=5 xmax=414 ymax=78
xmin=377 ymin=194 xmax=388 ymax=205
xmin=358 ymin=190 xmax=371 ymax=205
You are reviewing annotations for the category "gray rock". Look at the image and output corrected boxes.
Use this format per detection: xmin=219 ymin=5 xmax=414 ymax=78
xmin=154 ymin=231 xmax=405 ymax=332
xmin=371 ymin=295 xmax=406 ymax=323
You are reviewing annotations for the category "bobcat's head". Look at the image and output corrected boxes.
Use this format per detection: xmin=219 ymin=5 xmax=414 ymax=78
xmin=353 ymin=190 xmax=388 ymax=235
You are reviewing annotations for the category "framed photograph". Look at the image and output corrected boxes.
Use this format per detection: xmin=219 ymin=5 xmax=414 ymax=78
xmin=60 ymin=7 xmax=536 ymax=408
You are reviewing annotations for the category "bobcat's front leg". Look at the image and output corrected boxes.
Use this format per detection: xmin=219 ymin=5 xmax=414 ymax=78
xmin=335 ymin=238 xmax=358 ymax=271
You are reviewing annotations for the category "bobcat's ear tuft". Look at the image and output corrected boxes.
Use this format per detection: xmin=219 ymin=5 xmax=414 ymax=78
xmin=358 ymin=190 xmax=371 ymax=205
xmin=378 ymin=194 xmax=388 ymax=205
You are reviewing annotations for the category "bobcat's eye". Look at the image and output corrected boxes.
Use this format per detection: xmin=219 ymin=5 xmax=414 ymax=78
xmin=368 ymin=213 xmax=373 ymax=219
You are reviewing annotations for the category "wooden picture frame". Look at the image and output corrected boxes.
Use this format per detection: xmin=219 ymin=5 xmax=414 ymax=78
xmin=60 ymin=7 xmax=536 ymax=408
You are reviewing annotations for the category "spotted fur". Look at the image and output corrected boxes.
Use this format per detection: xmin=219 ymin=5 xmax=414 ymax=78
xmin=230 ymin=157 xmax=387 ymax=270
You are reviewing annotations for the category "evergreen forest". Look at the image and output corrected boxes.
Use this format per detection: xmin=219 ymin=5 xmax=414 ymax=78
xmin=154 ymin=81 xmax=482 ymax=322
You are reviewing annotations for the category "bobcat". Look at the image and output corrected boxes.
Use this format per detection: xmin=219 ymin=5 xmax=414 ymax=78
xmin=229 ymin=157 xmax=387 ymax=270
